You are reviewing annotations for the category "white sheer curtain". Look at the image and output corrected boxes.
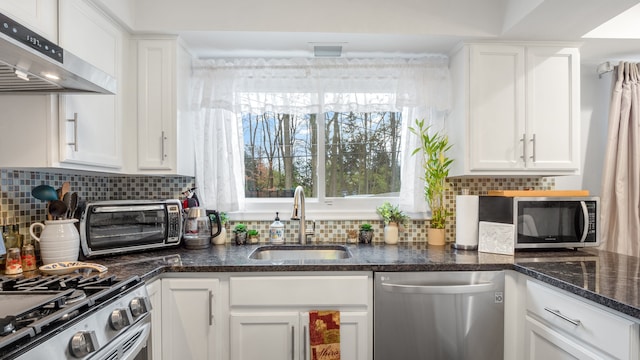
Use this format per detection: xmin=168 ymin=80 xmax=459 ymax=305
xmin=600 ymin=62 xmax=640 ymax=257
xmin=190 ymin=56 xmax=451 ymax=212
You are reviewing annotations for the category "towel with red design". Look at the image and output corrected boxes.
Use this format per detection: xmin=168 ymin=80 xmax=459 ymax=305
xmin=309 ymin=310 xmax=340 ymax=360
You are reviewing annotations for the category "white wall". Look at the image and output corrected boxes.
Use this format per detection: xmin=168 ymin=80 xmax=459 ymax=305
xmin=553 ymin=64 xmax=612 ymax=195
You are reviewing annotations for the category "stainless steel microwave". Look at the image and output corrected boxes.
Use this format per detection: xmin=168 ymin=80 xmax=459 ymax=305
xmin=478 ymin=196 xmax=599 ymax=249
xmin=80 ymin=199 xmax=183 ymax=258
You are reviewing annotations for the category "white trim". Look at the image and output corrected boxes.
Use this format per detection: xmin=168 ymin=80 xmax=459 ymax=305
xmin=234 ymin=196 xmax=427 ymax=221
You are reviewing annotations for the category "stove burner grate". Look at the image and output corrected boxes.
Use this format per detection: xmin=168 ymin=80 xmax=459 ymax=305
xmin=0 ymin=316 xmax=15 ymax=336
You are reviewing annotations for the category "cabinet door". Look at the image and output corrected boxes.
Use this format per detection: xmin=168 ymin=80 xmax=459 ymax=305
xmin=146 ymin=280 xmax=162 ymax=360
xmin=469 ymin=44 xmax=526 ymax=171
xmin=525 ymin=47 xmax=580 ymax=170
xmin=230 ymin=312 xmax=300 ymax=360
xmin=0 ymin=0 xmax=57 ymax=41
xmin=58 ymin=0 xmax=123 ymax=169
xmin=525 ymin=315 xmax=603 ymax=360
xmin=162 ymin=278 xmax=218 ymax=360
xmin=137 ymin=39 xmax=175 ymax=170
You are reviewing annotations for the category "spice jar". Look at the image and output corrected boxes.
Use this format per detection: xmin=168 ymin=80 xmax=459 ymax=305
xmin=5 ymin=247 xmax=22 ymax=275
xmin=21 ymin=243 xmax=37 ymax=272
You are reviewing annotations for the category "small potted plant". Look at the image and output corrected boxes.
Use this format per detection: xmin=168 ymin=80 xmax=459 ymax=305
xmin=247 ymin=229 xmax=260 ymax=244
xmin=358 ymin=223 xmax=374 ymax=244
xmin=409 ymin=119 xmax=453 ymax=246
xmin=233 ymin=223 xmax=248 ymax=245
xmin=376 ymin=202 xmax=409 ymax=245
xmin=212 ymin=211 xmax=229 ymax=245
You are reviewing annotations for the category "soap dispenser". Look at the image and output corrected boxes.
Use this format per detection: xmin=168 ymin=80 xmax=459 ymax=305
xmin=269 ymin=212 xmax=285 ymax=244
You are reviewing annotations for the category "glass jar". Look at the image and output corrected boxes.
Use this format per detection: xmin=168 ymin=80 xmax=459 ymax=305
xmin=21 ymin=243 xmax=37 ymax=272
xmin=5 ymin=247 xmax=22 ymax=275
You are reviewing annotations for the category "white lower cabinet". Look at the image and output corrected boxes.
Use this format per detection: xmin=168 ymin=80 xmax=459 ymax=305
xmin=524 ymin=279 xmax=639 ymax=360
xmin=161 ymin=278 xmax=220 ymax=360
xmin=230 ymin=312 xmax=299 ymax=360
xmin=229 ymin=311 xmax=368 ymax=360
xmin=146 ymin=279 xmax=162 ymax=359
xmin=525 ymin=315 xmax=603 ymax=359
xmin=228 ymin=274 xmax=372 ymax=360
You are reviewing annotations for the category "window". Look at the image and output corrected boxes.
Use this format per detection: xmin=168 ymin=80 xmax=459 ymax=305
xmin=243 ymin=110 xmax=403 ymax=201
xmin=191 ymin=56 xmax=451 ymax=215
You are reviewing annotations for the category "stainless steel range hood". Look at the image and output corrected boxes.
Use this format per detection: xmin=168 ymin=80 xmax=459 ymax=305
xmin=0 ymin=13 xmax=115 ymax=94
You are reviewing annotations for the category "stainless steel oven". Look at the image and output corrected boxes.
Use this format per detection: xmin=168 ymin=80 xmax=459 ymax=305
xmin=0 ymin=274 xmax=152 ymax=360
xmin=80 ymin=200 xmax=183 ymax=258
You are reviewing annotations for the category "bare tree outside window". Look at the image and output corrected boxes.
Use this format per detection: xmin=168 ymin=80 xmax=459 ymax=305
xmin=243 ymin=111 xmax=402 ymax=198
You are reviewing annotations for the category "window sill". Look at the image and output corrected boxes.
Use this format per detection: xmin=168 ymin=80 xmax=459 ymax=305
xmin=229 ymin=209 xmax=428 ymax=222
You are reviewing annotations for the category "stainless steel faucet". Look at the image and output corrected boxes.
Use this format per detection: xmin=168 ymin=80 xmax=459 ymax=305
xmin=291 ymin=185 xmax=307 ymax=244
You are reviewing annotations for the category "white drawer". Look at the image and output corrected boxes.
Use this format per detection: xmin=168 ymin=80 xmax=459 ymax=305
xmin=526 ymin=279 xmax=638 ymax=359
xmin=230 ymin=275 xmax=370 ymax=307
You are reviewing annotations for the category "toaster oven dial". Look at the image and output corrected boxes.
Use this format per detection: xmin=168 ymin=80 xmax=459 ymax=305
xmin=129 ymin=297 xmax=150 ymax=317
xmin=109 ymin=308 xmax=133 ymax=330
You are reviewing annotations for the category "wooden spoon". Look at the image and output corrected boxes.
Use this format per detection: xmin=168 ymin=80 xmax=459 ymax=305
xmin=61 ymin=181 xmax=71 ymax=200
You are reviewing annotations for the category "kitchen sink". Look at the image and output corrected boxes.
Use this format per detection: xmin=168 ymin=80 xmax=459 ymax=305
xmin=248 ymin=244 xmax=352 ymax=260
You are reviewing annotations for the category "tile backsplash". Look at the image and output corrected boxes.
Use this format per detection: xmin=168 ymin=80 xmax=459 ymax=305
xmin=0 ymin=169 xmax=554 ymax=244
xmin=227 ymin=177 xmax=556 ymax=244
xmin=0 ymin=169 xmax=195 ymax=239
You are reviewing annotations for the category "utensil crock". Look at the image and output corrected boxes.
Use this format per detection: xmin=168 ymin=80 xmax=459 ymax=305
xmin=30 ymin=219 xmax=80 ymax=264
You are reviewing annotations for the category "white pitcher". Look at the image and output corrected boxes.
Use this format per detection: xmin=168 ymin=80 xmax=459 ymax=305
xmin=30 ymin=219 xmax=80 ymax=265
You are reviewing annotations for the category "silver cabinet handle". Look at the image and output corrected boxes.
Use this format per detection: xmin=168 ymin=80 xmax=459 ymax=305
xmin=208 ymin=290 xmax=213 ymax=326
xmin=520 ymin=133 xmax=526 ymax=161
xmin=529 ymin=133 xmax=536 ymax=162
xmin=161 ymin=131 xmax=167 ymax=163
xmin=303 ymin=325 xmax=308 ymax=360
xmin=291 ymin=326 xmax=295 ymax=360
xmin=544 ymin=307 xmax=581 ymax=326
xmin=67 ymin=112 xmax=78 ymax=151
xmin=382 ymin=282 xmax=494 ymax=295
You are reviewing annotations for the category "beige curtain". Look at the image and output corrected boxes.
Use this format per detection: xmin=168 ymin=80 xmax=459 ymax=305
xmin=600 ymin=62 xmax=640 ymax=256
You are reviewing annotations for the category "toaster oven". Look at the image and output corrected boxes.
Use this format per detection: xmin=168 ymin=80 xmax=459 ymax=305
xmin=79 ymin=199 xmax=183 ymax=258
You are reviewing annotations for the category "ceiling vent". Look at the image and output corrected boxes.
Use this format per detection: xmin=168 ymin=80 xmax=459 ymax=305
xmin=313 ymin=45 xmax=342 ymax=57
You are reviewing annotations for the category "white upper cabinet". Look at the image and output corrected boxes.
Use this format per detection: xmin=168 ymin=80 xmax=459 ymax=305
xmin=0 ymin=0 xmax=126 ymax=172
xmin=0 ymin=0 xmax=57 ymax=42
xmin=57 ymin=0 xmax=124 ymax=170
xmin=448 ymin=43 xmax=580 ymax=176
xmin=133 ymin=36 xmax=194 ymax=176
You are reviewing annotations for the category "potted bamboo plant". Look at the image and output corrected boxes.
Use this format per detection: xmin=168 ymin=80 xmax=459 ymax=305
xmin=409 ymin=119 xmax=453 ymax=246
xmin=376 ymin=202 xmax=409 ymax=245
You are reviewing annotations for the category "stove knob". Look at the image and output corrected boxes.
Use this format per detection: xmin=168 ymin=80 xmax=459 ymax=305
xmin=129 ymin=297 xmax=150 ymax=317
xmin=69 ymin=331 xmax=98 ymax=358
xmin=109 ymin=308 xmax=133 ymax=330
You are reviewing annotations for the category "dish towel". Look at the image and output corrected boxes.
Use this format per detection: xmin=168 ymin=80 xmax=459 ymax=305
xmin=309 ymin=310 xmax=341 ymax=360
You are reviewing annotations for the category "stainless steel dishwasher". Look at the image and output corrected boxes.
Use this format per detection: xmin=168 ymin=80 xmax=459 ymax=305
xmin=374 ymin=271 xmax=504 ymax=360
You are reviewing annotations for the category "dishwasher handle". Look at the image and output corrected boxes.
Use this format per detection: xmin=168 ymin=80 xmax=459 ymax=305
xmin=381 ymin=281 xmax=495 ymax=295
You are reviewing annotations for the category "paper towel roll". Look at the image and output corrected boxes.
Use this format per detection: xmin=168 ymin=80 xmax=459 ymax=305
xmin=454 ymin=195 xmax=479 ymax=249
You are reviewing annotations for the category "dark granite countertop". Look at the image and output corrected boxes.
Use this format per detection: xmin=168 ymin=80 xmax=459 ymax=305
xmin=83 ymin=243 xmax=640 ymax=320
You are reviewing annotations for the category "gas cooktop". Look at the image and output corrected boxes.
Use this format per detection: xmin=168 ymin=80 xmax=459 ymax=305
xmin=0 ymin=273 xmax=149 ymax=359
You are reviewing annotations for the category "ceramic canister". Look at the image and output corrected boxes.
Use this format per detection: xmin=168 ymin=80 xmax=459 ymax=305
xmin=30 ymin=219 xmax=80 ymax=265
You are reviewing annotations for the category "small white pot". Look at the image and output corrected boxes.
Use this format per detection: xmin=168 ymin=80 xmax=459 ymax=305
xmin=383 ymin=222 xmax=399 ymax=245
